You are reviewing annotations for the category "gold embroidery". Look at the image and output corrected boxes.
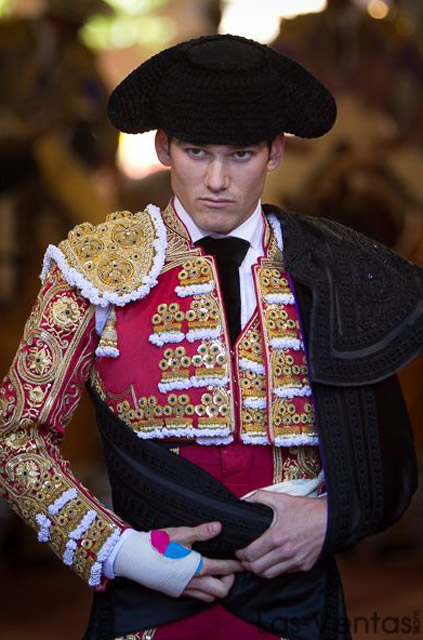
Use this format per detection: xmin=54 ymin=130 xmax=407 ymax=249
xmin=236 ymin=316 xmax=268 ymax=442
xmin=237 ymin=320 xmax=265 ymax=369
xmin=97 ymin=306 xmax=119 ymax=353
xmin=296 ymin=446 xmax=322 ymax=477
xmin=272 ymin=349 xmax=310 ymax=392
xmin=272 ymin=447 xmax=283 ymax=483
xmin=265 ymin=306 xmax=301 ymax=342
xmin=91 ymin=370 xmax=233 ymax=437
xmin=272 ymin=397 xmax=315 ymax=441
xmin=272 ymin=446 xmax=322 ymax=483
xmin=253 ymin=220 xmax=319 ymax=445
xmin=259 ymin=268 xmax=291 ymax=296
xmin=159 ymin=346 xmax=191 ymax=385
xmin=178 ymin=257 xmax=213 ymax=288
xmin=241 ymin=407 xmax=267 ymax=437
xmin=49 ymin=297 xmax=82 ymax=330
xmin=151 ymin=302 xmax=185 ymax=338
xmin=162 ymin=202 xmax=190 ymax=244
xmin=186 ymin=294 xmax=220 ymax=334
xmin=58 ymin=210 xmax=160 ymax=297
xmin=192 ymin=340 xmax=227 ymax=381
xmin=0 ymin=265 xmax=123 ymax=585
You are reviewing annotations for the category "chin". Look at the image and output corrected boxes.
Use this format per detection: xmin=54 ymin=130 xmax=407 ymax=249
xmin=201 ymin=217 xmax=237 ymax=235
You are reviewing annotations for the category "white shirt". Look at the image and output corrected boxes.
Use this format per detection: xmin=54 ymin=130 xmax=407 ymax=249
xmin=174 ymin=196 xmax=264 ymax=330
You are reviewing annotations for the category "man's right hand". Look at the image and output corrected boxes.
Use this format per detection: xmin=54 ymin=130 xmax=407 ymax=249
xmin=113 ymin=521 xmax=242 ymax=600
xmin=164 ymin=521 xmax=243 ymax=602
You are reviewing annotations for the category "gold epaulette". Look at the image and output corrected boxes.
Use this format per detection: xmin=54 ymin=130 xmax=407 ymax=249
xmin=40 ymin=205 xmax=167 ymax=307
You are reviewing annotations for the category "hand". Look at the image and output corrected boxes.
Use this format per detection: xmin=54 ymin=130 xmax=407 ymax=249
xmin=235 ymin=492 xmax=327 ymax=578
xmin=165 ymin=521 xmax=243 ymax=603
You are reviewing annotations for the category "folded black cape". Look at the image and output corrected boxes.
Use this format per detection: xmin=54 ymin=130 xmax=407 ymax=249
xmin=83 ymin=387 xmax=349 ymax=640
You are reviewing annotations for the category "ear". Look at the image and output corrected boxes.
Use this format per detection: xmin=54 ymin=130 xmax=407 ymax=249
xmin=266 ymin=134 xmax=285 ymax=173
xmin=155 ymin=129 xmax=172 ymax=167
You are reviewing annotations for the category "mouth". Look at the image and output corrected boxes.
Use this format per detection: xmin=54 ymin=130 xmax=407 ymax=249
xmin=198 ymin=198 xmax=234 ymax=207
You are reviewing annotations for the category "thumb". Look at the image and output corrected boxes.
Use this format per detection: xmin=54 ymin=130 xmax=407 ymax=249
xmin=243 ymin=489 xmax=275 ymax=504
xmin=244 ymin=490 xmax=279 ymax=519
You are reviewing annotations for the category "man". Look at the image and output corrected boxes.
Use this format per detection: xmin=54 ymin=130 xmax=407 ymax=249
xmin=0 ymin=34 xmax=422 ymax=640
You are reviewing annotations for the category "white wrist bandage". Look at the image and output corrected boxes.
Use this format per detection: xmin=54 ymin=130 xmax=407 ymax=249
xmin=112 ymin=529 xmax=203 ymax=598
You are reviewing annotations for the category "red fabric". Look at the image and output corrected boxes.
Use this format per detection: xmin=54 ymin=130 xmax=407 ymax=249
xmin=153 ymin=442 xmax=279 ymax=639
xmin=153 ymin=604 xmax=281 ymax=639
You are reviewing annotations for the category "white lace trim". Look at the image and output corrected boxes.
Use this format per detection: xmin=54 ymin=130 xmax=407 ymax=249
xmin=195 ymin=435 xmax=234 ymax=445
xmin=186 ymin=328 xmax=221 ymax=343
xmin=48 ymin=488 xmax=78 ymax=516
xmin=273 ymin=434 xmax=320 ymax=446
xmin=36 ymin=514 xmax=51 ymax=542
xmin=148 ymin=331 xmax=185 ymax=347
xmin=240 ymin=434 xmax=270 ymax=445
xmin=63 ymin=539 xmax=78 ymax=566
xmin=95 ymin=345 xmax=120 ymax=358
xmin=264 ymin=293 xmax=295 ymax=305
xmin=244 ymin=397 xmax=267 ymax=409
xmin=135 ymin=425 xmax=231 ymax=439
xmin=270 ymin=337 xmax=303 ymax=350
xmin=63 ymin=509 xmax=97 ymax=566
xmin=267 ymin=214 xmax=284 ymax=253
xmin=158 ymin=375 xmax=229 ymax=393
xmin=158 ymin=378 xmax=191 ymax=393
xmin=190 ymin=375 xmax=229 ymax=388
xmin=238 ymin=358 xmax=266 ymax=375
xmin=175 ymin=282 xmax=214 ymax=298
xmin=40 ymin=204 xmax=167 ymax=308
xmin=274 ymin=385 xmax=312 ymax=398
xmin=88 ymin=528 xmax=122 ymax=587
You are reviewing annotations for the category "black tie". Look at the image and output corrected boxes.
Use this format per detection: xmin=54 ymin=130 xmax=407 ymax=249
xmin=195 ymin=236 xmax=250 ymax=346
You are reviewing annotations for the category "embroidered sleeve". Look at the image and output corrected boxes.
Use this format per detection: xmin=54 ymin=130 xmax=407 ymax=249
xmin=0 ymin=265 xmax=126 ymax=586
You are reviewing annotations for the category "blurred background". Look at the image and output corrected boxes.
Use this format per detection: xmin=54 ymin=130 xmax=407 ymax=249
xmin=0 ymin=0 xmax=422 ymax=638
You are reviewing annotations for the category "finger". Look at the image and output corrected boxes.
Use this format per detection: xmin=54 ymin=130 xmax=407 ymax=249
xmin=241 ymin=547 xmax=289 ymax=575
xmin=183 ymin=588 xmax=216 ymax=603
xmin=235 ymin=527 xmax=279 ymax=562
xmin=186 ymin=575 xmax=234 ymax=599
xmin=166 ymin=521 xmax=222 ymax=546
xmin=218 ymin=573 xmax=235 ymax=591
xmin=200 ymin=556 xmax=244 ymax=576
xmin=252 ymin=559 xmax=299 ymax=579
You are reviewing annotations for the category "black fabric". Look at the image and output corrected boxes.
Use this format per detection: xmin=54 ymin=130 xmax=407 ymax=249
xmin=263 ymin=207 xmax=420 ymax=556
xmin=83 ymin=386 xmax=350 ymax=640
xmin=308 ymin=377 xmax=417 ymax=559
xmin=107 ymin=34 xmax=337 ymax=143
xmin=265 ymin=205 xmax=423 ymax=385
xmin=195 ymin=236 xmax=249 ymax=346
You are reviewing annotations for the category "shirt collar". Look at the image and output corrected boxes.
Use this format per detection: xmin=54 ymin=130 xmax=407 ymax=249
xmin=173 ymin=196 xmax=264 ymax=251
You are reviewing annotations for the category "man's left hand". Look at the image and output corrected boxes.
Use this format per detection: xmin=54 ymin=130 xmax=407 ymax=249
xmin=236 ymin=492 xmax=327 ymax=578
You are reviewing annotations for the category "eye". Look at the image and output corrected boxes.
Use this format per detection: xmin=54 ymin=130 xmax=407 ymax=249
xmin=233 ymin=150 xmax=252 ymax=161
xmin=187 ymin=147 xmax=207 ymax=158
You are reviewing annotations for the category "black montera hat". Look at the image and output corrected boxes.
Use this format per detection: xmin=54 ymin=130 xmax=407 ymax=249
xmin=108 ymin=34 xmax=337 ymax=145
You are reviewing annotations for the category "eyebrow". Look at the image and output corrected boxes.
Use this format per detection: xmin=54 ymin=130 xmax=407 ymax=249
xmin=175 ymin=140 xmax=264 ymax=150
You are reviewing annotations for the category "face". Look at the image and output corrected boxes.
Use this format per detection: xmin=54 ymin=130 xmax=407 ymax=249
xmin=155 ymin=130 xmax=285 ymax=234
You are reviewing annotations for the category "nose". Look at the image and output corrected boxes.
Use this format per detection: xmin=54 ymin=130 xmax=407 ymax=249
xmin=204 ymin=160 xmax=229 ymax=192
